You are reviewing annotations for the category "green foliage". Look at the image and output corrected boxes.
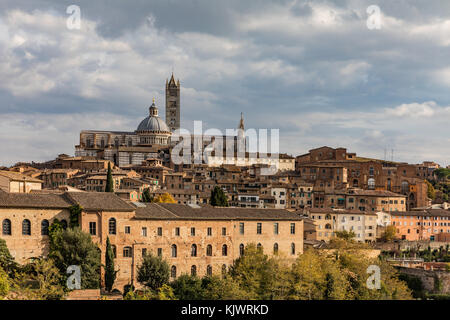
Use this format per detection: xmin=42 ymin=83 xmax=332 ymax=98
xmin=69 ymin=204 xmax=82 ymax=228
xmin=425 ymin=180 xmax=436 ymax=200
xmin=334 ymin=230 xmax=356 ymax=241
xmin=170 ymin=275 xmax=204 ymax=300
xmin=434 ymin=168 xmax=450 ymax=181
xmin=0 ymin=239 xmax=17 ymax=275
xmin=137 ymin=253 xmax=170 ymax=290
xmin=381 ymin=225 xmax=397 ymax=242
xmin=0 ymin=266 xmax=10 ymax=298
xmin=105 ymin=162 xmax=114 ymax=192
xmin=104 ymin=237 xmax=117 ymax=292
xmin=48 ymin=227 xmax=101 ymax=289
xmin=210 ymin=186 xmax=229 ymax=207
xmin=22 ymin=258 xmax=65 ymax=300
xmin=398 ymin=274 xmax=425 ymax=299
xmin=141 ymin=188 xmax=153 ymax=203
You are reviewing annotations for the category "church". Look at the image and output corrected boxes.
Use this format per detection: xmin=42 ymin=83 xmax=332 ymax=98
xmin=75 ymin=74 xmax=294 ymax=171
xmin=75 ymin=74 xmax=181 ymax=167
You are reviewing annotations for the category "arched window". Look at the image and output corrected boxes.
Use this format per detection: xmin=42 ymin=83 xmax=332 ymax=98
xmin=22 ymin=219 xmax=31 ymax=236
xmin=129 ymin=154 xmax=133 ymax=164
xmin=222 ymin=244 xmax=227 ymax=256
xmin=239 ymin=243 xmax=245 ymax=256
xmin=191 ymin=265 xmax=197 ymax=276
xmin=114 ymin=137 xmax=119 ymax=148
xmin=111 ymin=245 xmax=117 ymax=258
xmin=41 ymin=219 xmax=49 ymax=236
xmin=60 ymin=219 xmax=68 ymax=230
xmin=353 ymin=179 xmax=358 ymax=187
xmin=273 ymin=243 xmax=279 ymax=254
xmin=387 ymin=178 xmax=391 ymax=191
xmin=257 ymin=243 xmax=262 ymax=251
xmin=206 ymin=244 xmax=212 ymax=256
xmin=401 ymin=181 xmax=409 ymax=194
xmin=291 ymin=243 xmax=295 ymax=255
xmin=221 ymin=264 xmax=227 ymax=276
xmin=109 ymin=218 xmax=116 ymax=235
xmin=206 ymin=265 xmax=212 ymax=276
xmin=123 ymin=246 xmax=132 ymax=258
xmin=325 ymin=223 xmax=332 ymax=230
xmin=128 ymin=139 xmax=133 ymax=147
xmin=2 ymin=219 xmax=11 ymax=235
xmin=191 ymin=244 xmax=197 ymax=257
xmin=171 ymin=265 xmax=177 ymax=278
xmin=171 ymin=244 xmax=177 ymax=257
xmin=325 ymin=214 xmax=332 ymax=220
xmin=368 ymin=178 xmax=375 ymax=190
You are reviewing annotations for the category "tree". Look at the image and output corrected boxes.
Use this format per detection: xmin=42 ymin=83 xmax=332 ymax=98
xmin=425 ymin=180 xmax=436 ymax=200
xmin=153 ymin=193 xmax=176 ymax=204
xmin=229 ymin=243 xmax=280 ymax=299
xmin=104 ymin=237 xmax=117 ymax=292
xmin=49 ymin=227 xmax=101 ymax=289
xmin=334 ymin=230 xmax=356 ymax=241
xmin=69 ymin=204 xmax=82 ymax=228
xmin=141 ymin=188 xmax=153 ymax=203
xmin=210 ymin=186 xmax=228 ymax=207
xmin=200 ymin=275 xmax=252 ymax=300
xmin=0 ymin=239 xmax=17 ymax=275
xmin=24 ymin=258 xmax=65 ymax=300
xmin=0 ymin=266 xmax=9 ymax=298
xmin=105 ymin=162 xmax=114 ymax=192
xmin=170 ymin=275 xmax=204 ymax=300
xmin=381 ymin=225 xmax=397 ymax=242
xmin=137 ymin=253 xmax=170 ymax=291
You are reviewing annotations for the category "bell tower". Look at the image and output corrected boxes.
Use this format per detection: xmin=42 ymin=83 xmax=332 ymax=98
xmin=165 ymin=73 xmax=180 ymax=132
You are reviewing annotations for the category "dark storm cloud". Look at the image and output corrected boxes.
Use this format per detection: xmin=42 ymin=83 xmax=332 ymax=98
xmin=0 ymin=0 xmax=449 ymax=166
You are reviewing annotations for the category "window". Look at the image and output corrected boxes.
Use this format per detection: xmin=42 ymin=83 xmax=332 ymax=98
xmin=41 ymin=219 xmax=49 ymax=236
xmin=291 ymin=243 xmax=295 ymax=255
xmin=89 ymin=222 xmax=96 ymax=236
xmin=191 ymin=227 xmax=195 ymax=236
xmin=2 ymin=219 xmax=11 ymax=235
xmin=222 ymin=227 xmax=226 ymax=236
xmin=157 ymin=227 xmax=162 ymax=236
xmin=222 ymin=244 xmax=227 ymax=256
xmin=171 ymin=266 xmax=177 ymax=278
xmin=191 ymin=265 xmax=197 ymax=276
xmin=109 ymin=218 xmax=116 ymax=235
xmin=206 ymin=245 xmax=213 ymax=256
xmin=274 ymin=223 xmax=279 ymax=235
xmin=273 ymin=243 xmax=279 ymax=254
xmin=175 ymin=227 xmax=180 ymax=236
xmin=290 ymin=223 xmax=295 ymax=234
xmin=257 ymin=223 xmax=262 ymax=234
xmin=257 ymin=243 xmax=262 ymax=251
xmin=207 ymin=227 xmax=212 ymax=236
xmin=123 ymin=246 xmax=132 ymax=258
xmin=157 ymin=248 xmax=162 ymax=257
xmin=171 ymin=244 xmax=177 ymax=257
xmin=191 ymin=244 xmax=197 ymax=257
xmin=239 ymin=243 xmax=245 ymax=256
xmin=368 ymin=178 xmax=375 ymax=190
xmin=142 ymin=227 xmax=147 ymax=237
xmin=239 ymin=223 xmax=245 ymax=235
xmin=22 ymin=219 xmax=31 ymax=235
xmin=125 ymin=226 xmax=131 ymax=234
xmin=207 ymin=265 xmax=213 ymax=276
xmin=142 ymin=248 xmax=147 ymax=257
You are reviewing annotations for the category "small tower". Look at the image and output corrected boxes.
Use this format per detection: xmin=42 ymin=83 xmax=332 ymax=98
xmin=237 ymin=112 xmax=246 ymax=153
xmin=165 ymin=73 xmax=180 ymax=132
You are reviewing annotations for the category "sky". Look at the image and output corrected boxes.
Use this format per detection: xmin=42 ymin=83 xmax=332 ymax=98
xmin=0 ymin=0 xmax=449 ymax=167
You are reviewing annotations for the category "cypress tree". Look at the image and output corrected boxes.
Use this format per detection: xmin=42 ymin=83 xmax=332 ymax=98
xmin=105 ymin=237 xmax=116 ymax=292
xmin=105 ymin=162 xmax=114 ymax=192
xmin=210 ymin=186 xmax=228 ymax=207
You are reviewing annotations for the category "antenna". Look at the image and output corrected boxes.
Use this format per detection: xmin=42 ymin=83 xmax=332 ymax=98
xmin=391 ymin=149 xmax=394 ymax=162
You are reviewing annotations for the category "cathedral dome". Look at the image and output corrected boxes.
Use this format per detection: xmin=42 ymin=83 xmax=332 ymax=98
xmin=136 ymin=100 xmax=170 ymax=132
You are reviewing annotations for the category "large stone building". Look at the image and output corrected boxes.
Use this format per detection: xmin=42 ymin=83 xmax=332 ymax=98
xmin=0 ymin=170 xmax=43 ymax=193
xmin=0 ymin=190 xmax=303 ymax=291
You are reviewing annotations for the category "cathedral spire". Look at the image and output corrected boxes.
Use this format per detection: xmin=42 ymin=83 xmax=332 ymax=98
xmin=238 ymin=112 xmax=244 ymax=130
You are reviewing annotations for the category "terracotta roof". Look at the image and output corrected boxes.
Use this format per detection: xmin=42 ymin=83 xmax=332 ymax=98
xmin=135 ymin=203 xmax=303 ymax=221
xmin=391 ymin=209 xmax=450 ymax=217
xmin=0 ymin=170 xmax=43 ymax=183
xmin=65 ymin=192 xmax=135 ymax=211
xmin=0 ymin=191 xmax=71 ymax=209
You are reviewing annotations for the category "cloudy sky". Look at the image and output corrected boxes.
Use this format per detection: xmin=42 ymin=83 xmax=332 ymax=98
xmin=0 ymin=0 xmax=449 ymax=166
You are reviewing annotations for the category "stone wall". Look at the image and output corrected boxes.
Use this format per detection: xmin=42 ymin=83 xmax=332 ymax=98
xmin=397 ymin=266 xmax=450 ymax=294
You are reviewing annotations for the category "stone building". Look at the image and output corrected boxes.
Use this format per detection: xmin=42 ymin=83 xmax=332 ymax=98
xmin=165 ymin=74 xmax=181 ymax=132
xmin=0 ymin=190 xmax=303 ymax=291
xmin=306 ymin=208 xmax=378 ymax=243
xmin=0 ymin=170 xmax=43 ymax=193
